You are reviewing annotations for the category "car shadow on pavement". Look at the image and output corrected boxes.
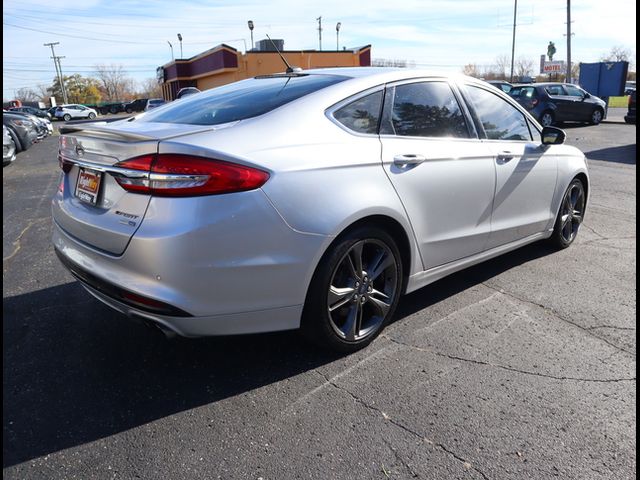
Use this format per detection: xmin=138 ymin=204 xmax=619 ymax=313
xmin=584 ymin=144 xmax=636 ymax=165
xmin=3 ymin=240 xmax=556 ymax=468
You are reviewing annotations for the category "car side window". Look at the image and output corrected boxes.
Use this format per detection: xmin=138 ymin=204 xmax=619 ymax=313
xmin=380 ymin=81 xmax=469 ymax=138
xmin=545 ymin=85 xmax=565 ymax=96
xmin=527 ymin=118 xmax=542 ymax=143
xmin=564 ymin=85 xmax=584 ymax=97
xmin=333 ymin=91 xmax=383 ymax=134
xmin=464 ymin=85 xmax=533 ymax=141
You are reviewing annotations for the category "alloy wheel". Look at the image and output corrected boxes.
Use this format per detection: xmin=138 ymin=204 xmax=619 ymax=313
xmin=541 ymin=112 xmax=554 ymax=127
xmin=559 ymin=181 xmax=585 ymax=243
xmin=327 ymin=239 xmax=398 ymax=342
xmin=591 ymin=109 xmax=603 ymax=124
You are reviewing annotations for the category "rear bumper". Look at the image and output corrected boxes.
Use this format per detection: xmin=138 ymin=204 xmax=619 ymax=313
xmin=52 ymin=189 xmax=329 ymax=336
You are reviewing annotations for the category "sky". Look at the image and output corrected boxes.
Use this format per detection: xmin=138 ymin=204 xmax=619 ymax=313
xmin=3 ymin=0 xmax=637 ymax=99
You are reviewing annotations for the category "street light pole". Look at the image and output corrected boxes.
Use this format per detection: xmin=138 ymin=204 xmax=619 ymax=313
xmin=336 ymin=22 xmax=341 ymax=51
xmin=248 ymin=20 xmax=254 ymax=50
xmin=167 ymin=41 xmax=174 ymax=60
xmin=566 ymin=0 xmax=572 ymax=83
xmin=177 ymin=33 xmax=183 ymax=59
xmin=317 ymin=16 xmax=322 ymax=50
xmin=509 ymin=0 xmax=518 ymax=82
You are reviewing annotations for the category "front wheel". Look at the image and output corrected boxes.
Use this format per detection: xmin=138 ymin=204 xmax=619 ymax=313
xmin=88 ymin=112 xmax=96 ymax=119
xmin=63 ymin=114 xmax=71 ymax=122
xmin=301 ymin=227 xmax=403 ymax=352
xmin=540 ymin=111 xmax=554 ymax=127
xmin=590 ymin=108 xmax=604 ymax=125
xmin=549 ymin=179 xmax=586 ymax=249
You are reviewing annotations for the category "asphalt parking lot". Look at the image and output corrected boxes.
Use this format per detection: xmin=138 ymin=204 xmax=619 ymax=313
xmin=3 ymin=110 xmax=636 ymax=479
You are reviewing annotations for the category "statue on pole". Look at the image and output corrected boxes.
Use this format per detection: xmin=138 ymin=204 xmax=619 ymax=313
xmin=547 ymin=41 xmax=557 ymax=62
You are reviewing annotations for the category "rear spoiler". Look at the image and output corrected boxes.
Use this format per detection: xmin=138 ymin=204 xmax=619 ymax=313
xmin=59 ymin=121 xmax=235 ymax=142
xmin=59 ymin=124 xmax=156 ymax=142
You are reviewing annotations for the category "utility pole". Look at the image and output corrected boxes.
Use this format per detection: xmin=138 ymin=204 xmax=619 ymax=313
xmin=566 ymin=0 xmax=572 ymax=83
xmin=317 ymin=16 xmax=322 ymax=51
xmin=509 ymin=0 xmax=518 ymax=82
xmin=56 ymin=56 xmax=69 ymax=104
xmin=44 ymin=42 xmax=68 ymax=104
xmin=336 ymin=22 xmax=341 ymax=51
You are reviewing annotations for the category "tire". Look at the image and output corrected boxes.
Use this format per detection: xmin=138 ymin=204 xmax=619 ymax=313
xmin=63 ymin=114 xmax=71 ymax=122
xmin=549 ymin=178 xmax=586 ymax=249
xmin=301 ymin=226 xmax=403 ymax=352
xmin=540 ymin=111 xmax=554 ymax=127
xmin=125 ymin=108 xmax=133 ymax=114
xmin=590 ymin=108 xmax=604 ymax=125
xmin=3 ymin=132 xmax=17 ymax=166
xmin=110 ymin=107 xmax=118 ymax=114
xmin=88 ymin=112 xmax=96 ymax=119
xmin=6 ymin=127 xmax=22 ymax=153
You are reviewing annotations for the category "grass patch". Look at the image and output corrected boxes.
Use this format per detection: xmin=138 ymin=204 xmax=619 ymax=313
xmin=608 ymin=96 xmax=629 ymax=108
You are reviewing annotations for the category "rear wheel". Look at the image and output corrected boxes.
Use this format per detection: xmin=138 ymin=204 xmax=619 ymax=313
xmin=549 ymin=179 xmax=586 ymax=249
xmin=590 ymin=108 xmax=603 ymax=125
xmin=540 ymin=111 xmax=554 ymax=127
xmin=301 ymin=227 xmax=403 ymax=352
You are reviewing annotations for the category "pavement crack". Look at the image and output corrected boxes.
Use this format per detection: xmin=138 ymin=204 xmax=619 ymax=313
xmin=580 ymin=223 xmax=607 ymax=239
xmin=586 ymin=325 xmax=636 ymax=332
xmin=3 ymin=217 xmax=49 ymax=263
xmin=481 ymin=283 xmax=635 ymax=357
xmin=381 ymin=438 xmax=419 ymax=478
xmin=315 ymin=370 xmax=491 ymax=480
xmin=383 ymin=335 xmax=635 ymax=384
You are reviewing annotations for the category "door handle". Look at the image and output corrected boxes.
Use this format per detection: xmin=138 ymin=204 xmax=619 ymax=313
xmin=496 ymin=151 xmax=515 ymax=163
xmin=393 ymin=154 xmax=427 ymax=166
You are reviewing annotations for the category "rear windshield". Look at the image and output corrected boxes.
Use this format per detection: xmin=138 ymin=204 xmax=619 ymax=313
xmin=509 ymin=86 xmax=537 ymax=99
xmin=139 ymin=74 xmax=348 ymax=125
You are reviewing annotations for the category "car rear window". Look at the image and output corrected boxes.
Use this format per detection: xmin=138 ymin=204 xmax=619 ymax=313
xmin=139 ymin=74 xmax=348 ymax=126
xmin=509 ymin=86 xmax=537 ymax=99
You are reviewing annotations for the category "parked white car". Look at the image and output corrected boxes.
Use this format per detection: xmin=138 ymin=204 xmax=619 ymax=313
xmin=54 ymin=104 xmax=98 ymax=122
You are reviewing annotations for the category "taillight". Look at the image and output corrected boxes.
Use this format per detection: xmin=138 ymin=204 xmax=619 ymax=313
xmin=531 ymin=98 xmax=539 ymax=107
xmin=113 ymin=154 xmax=270 ymax=197
xmin=58 ymin=153 xmax=73 ymax=173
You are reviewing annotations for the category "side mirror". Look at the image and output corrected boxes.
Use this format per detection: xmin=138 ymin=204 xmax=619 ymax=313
xmin=542 ymin=126 xmax=566 ymax=145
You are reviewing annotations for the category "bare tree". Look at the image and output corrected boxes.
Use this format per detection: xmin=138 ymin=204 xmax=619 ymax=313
xmin=462 ymin=63 xmax=480 ymax=78
xmin=495 ymin=54 xmax=510 ymax=79
xmin=94 ymin=64 xmax=134 ymax=101
xmin=14 ymin=88 xmax=39 ymax=103
xmin=138 ymin=78 xmax=163 ymax=98
xmin=601 ymin=46 xmax=632 ymax=62
xmin=515 ymin=56 xmax=535 ymax=78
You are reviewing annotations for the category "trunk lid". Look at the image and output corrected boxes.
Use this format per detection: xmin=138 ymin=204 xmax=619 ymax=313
xmin=52 ymin=122 xmax=214 ymax=255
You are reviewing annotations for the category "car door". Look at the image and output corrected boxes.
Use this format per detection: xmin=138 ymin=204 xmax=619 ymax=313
xmin=544 ymin=85 xmax=572 ymax=121
xmin=460 ymin=83 xmax=558 ymax=248
xmin=379 ymin=79 xmax=496 ymax=270
xmin=563 ymin=84 xmax=591 ymax=120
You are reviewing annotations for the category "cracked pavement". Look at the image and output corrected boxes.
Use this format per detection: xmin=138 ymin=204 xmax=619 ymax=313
xmin=3 ymin=112 xmax=636 ymax=479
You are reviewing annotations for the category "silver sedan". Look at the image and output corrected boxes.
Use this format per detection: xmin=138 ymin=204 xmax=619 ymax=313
xmin=52 ymin=68 xmax=589 ymax=351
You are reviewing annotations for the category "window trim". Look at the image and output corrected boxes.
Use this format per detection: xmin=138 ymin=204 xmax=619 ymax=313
xmin=459 ymin=82 xmax=539 ymax=143
xmin=378 ymin=78 xmax=476 ymax=141
xmin=325 ymin=85 xmax=386 ymax=137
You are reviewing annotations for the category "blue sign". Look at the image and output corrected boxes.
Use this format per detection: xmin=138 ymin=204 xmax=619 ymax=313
xmin=579 ymin=61 xmax=629 ymax=97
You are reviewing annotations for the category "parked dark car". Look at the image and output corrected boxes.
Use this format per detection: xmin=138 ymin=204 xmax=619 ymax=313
xmin=176 ymin=87 xmax=200 ymax=99
xmin=9 ymin=111 xmax=51 ymax=139
xmin=3 ymin=125 xmax=17 ymax=166
xmin=624 ymin=90 xmax=636 ymax=124
xmin=123 ymin=98 xmax=149 ymax=113
xmin=486 ymin=80 xmax=512 ymax=93
xmin=2 ymin=112 xmax=38 ymax=153
xmin=9 ymin=106 xmax=52 ymax=119
xmin=509 ymin=82 xmax=607 ymax=127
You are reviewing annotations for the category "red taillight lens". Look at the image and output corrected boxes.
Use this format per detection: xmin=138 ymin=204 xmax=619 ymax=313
xmin=113 ymin=154 xmax=269 ymax=197
xmin=531 ymin=98 xmax=539 ymax=107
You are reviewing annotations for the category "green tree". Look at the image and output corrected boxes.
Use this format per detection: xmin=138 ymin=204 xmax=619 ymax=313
xmin=48 ymin=74 xmax=102 ymax=104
